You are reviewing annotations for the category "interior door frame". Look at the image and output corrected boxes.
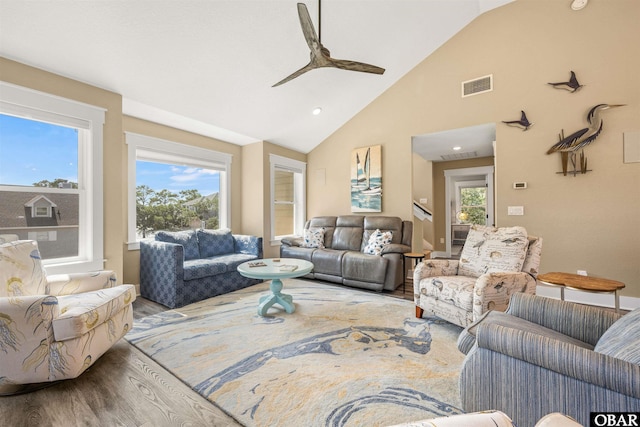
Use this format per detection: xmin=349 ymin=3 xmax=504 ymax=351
xmin=444 ymin=166 xmax=495 ymax=257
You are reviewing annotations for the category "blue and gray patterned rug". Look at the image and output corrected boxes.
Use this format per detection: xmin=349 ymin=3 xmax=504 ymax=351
xmin=126 ymin=279 xmax=465 ymax=427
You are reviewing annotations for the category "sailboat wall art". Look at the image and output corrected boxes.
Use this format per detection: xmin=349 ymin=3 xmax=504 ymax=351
xmin=350 ymin=145 xmax=382 ymax=212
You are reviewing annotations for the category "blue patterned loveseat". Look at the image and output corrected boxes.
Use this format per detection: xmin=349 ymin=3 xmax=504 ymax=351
xmin=140 ymin=229 xmax=263 ymax=308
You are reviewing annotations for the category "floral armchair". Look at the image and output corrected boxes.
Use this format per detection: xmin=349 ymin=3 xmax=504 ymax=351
xmin=0 ymin=240 xmax=136 ymax=394
xmin=414 ymin=225 xmax=542 ymax=328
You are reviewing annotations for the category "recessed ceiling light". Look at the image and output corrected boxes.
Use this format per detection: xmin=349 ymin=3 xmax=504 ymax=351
xmin=453 ymin=146 xmax=462 ymax=151
xmin=571 ymin=0 xmax=588 ymax=10
xmin=312 ymin=107 xmax=322 ymax=115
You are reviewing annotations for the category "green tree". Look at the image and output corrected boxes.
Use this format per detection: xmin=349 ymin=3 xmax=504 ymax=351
xmin=136 ymin=185 xmax=156 ymax=238
xmin=33 ymin=178 xmax=78 ymax=189
xmin=135 ymin=186 xmax=220 ymax=237
xmin=460 ymin=187 xmax=487 ymax=225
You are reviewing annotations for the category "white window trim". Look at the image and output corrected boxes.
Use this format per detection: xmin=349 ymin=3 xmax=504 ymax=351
xmin=455 ymin=179 xmax=487 ymax=223
xmin=125 ymin=132 xmax=232 ymax=250
xmin=0 ymin=81 xmax=105 ymax=274
xmin=269 ymin=154 xmax=306 ymax=245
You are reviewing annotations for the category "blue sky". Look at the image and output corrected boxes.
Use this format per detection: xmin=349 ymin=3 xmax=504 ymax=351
xmin=137 ymin=160 xmax=220 ymax=196
xmin=0 ymin=114 xmax=78 ymax=186
xmin=0 ymin=113 xmax=219 ymax=196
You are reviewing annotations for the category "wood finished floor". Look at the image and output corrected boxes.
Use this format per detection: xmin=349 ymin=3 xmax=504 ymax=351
xmin=0 ymin=282 xmax=414 ymax=427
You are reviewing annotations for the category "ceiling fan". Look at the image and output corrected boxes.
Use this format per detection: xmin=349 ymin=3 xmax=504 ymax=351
xmin=272 ymin=1 xmax=386 ymax=87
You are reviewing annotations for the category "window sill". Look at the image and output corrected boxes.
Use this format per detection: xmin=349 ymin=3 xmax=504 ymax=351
xmin=44 ymin=259 xmax=105 ymax=275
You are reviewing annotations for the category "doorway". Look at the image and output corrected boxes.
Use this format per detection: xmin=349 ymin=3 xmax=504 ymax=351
xmin=411 ymin=123 xmax=496 ymax=258
xmin=445 ymin=166 xmax=495 ymax=257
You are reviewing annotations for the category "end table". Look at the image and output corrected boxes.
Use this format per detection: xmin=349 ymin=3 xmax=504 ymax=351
xmin=403 ymin=252 xmax=426 ymax=293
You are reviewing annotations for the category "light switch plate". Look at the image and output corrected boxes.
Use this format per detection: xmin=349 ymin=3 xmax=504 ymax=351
xmin=508 ymin=206 xmax=524 ymax=215
xmin=623 ymin=131 xmax=640 ymax=163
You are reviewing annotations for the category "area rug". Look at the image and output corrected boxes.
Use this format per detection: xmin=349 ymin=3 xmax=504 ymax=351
xmin=126 ymin=280 xmax=465 ymax=427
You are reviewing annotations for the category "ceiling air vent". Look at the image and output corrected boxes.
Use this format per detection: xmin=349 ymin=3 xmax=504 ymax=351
xmin=462 ymin=74 xmax=493 ymax=98
xmin=440 ymin=151 xmax=478 ymax=161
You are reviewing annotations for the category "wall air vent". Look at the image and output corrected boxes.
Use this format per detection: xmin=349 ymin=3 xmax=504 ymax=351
xmin=440 ymin=151 xmax=478 ymax=161
xmin=462 ymin=74 xmax=493 ymax=98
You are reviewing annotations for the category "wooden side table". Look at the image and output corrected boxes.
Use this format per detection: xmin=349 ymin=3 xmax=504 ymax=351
xmin=537 ymin=272 xmax=625 ymax=313
xmin=403 ymin=252 xmax=426 ymax=293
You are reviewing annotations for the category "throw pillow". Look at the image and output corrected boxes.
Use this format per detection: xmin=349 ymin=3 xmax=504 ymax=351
xmin=301 ymin=228 xmax=325 ymax=248
xmin=156 ymin=230 xmax=200 ymax=260
xmin=197 ymin=228 xmax=235 ymax=258
xmin=594 ymin=308 xmax=640 ymax=364
xmin=458 ymin=225 xmax=528 ymax=278
xmin=364 ymin=229 xmax=393 ymax=256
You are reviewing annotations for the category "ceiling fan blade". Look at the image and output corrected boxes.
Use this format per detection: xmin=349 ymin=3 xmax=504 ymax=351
xmin=272 ymin=62 xmax=316 ymax=87
xmin=297 ymin=3 xmax=321 ymax=53
xmin=273 ymin=1 xmax=385 ymax=87
xmin=328 ymin=58 xmax=385 ymax=75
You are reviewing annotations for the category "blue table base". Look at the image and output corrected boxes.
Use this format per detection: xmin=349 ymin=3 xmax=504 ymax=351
xmin=258 ymin=278 xmax=295 ymax=316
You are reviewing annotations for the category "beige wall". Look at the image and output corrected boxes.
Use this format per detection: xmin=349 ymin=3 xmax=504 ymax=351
xmin=306 ymin=0 xmax=640 ymax=298
xmin=242 ymin=141 xmax=307 ymax=259
xmin=411 ymin=152 xmax=434 ymax=251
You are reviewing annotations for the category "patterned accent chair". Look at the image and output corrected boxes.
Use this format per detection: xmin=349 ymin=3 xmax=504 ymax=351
xmin=414 ymin=225 xmax=542 ymax=328
xmin=0 ymin=240 xmax=136 ymax=395
xmin=457 ymin=293 xmax=640 ymax=427
xmin=140 ymin=229 xmax=263 ymax=308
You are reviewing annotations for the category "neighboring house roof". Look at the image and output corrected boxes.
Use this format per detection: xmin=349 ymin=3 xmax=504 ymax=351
xmin=25 ymin=194 xmax=58 ymax=208
xmin=0 ymin=191 xmax=79 ymax=228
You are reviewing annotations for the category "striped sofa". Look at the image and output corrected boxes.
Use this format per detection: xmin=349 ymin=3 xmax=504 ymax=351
xmin=457 ymin=293 xmax=640 ymax=427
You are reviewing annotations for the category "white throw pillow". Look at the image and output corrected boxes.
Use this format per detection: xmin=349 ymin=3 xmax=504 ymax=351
xmin=364 ymin=229 xmax=393 ymax=256
xmin=301 ymin=228 xmax=325 ymax=248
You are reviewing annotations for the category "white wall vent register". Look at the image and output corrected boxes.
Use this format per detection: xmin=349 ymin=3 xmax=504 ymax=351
xmin=462 ymin=74 xmax=493 ymax=97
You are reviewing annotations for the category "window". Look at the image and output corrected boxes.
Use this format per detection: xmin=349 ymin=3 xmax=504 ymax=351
xmin=0 ymin=82 xmax=105 ymax=274
xmin=126 ymin=132 xmax=232 ymax=250
xmin=274 ymin=169 xmax=295 ymax=236
xmin=34 ymin=206 xmax=50 ymax=217
xmin=456 ymin=181 xmax=487 ymax=225
xmin=270 ymin=154 xmax=306 ymax=243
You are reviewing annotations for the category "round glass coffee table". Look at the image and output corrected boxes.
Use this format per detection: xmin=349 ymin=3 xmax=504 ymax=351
xmin=237 ymin=258 xmax=314 ymax=316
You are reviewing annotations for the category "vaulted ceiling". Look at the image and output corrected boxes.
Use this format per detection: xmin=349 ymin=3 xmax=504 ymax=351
xmin=0 ymin=0 xmax=513 ymax=154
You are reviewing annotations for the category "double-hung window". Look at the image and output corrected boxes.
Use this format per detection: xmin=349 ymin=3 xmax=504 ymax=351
xmin=0 ymin=82 xmax=105 ymax=274
xmin=126 ymin=132 xmax=232 ymax=250
xmin=270 ymin=154 xmax=306 ymax=243
xmin=456 ymin=180 xmax=488 ymax=225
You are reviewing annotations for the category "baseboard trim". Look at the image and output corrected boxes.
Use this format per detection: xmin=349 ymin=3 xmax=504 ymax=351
xmin=536 ymin=285 xmax=639 ymax=311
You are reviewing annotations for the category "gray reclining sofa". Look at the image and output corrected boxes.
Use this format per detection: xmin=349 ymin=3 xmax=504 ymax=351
xmin=280 ymin=215 xmax=412 ymax=292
